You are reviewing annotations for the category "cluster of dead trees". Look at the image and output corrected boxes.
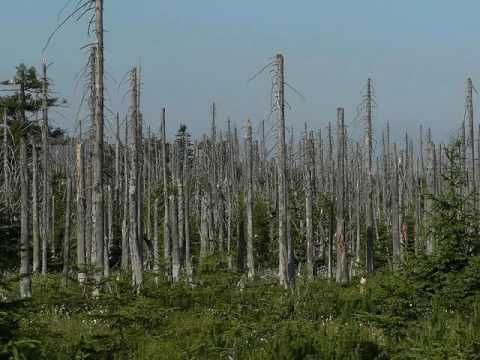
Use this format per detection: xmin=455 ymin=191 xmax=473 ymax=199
xmin=1 ymin=1 xmax=478 ymax=298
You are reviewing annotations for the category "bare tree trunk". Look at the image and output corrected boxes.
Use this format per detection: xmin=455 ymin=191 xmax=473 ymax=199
xmin=2 ymin=111 xmax=8 ymax=200
xmin=467 ymin=78 xmax=476 ymax=207
xmin=19 ymin=137 xmax=31 ymax=298
xmin=104 ymin=185 xmax=112 ymax=277
xmin=170 ymin=193 xmax=180 ymax=282
xmin=41 ymin=62 xmax=50 ymax=275
xmin=63 ymin=177 xmax=72 ymax=284
xmin=246 ymin=119 xmax=255 ymax=280
xmin=392 ymin=143 xmax=401 ymax=268
xmin=128 ymin=146 xmax=143 ymax=289
xmin=276 ymin=54 xmax=290 ymax=288
xmin=200 ymin=195 xmax=209 ymax=262
xmin=177 ymin=148 xmax=185 ymax=272
xmin=115 ymin=113 xmax=121 ymax=206
xmin=51 ymin=195 xmax=56 ymax=258
xmin=305 ymin=128 xmax=314 ymax=280
xmin=76 ymin=143 xmax=86 ymax=283
xmin=93 ymin=0 xmax=105 ymax=285
xmin=328 ymin=122 xmax=334 ymax=280
xmin=121 ymin=116 xmax=129 ymax=270
xmin=32 ymin=140 xmax=40 ymax=273
xmin=336 ymin=108 xmax=348 ymax=284
xmin=129 ymin=70 xmax=143 ymax=289
xmin=153 ymin=198 xmax=159 ymax=273
xmin=366 ymin=79 xmax=375 ymax=273
xmin=425 ymin=134 xmax=435 ymax=255
xmin=183 ymin=140 xmax=192 ymax=278
xmin=161 ymin=108 xmax=171 ymax=277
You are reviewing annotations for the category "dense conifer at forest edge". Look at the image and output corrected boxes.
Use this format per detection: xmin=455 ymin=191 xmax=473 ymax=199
xmin=1 ymin=1 xmax=480 ymax=359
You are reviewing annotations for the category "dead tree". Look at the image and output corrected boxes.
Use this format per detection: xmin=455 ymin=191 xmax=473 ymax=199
xmin=161 ymin=108 xmax=171 ymax=276
xmin=336 ymin=108 xmax=348 ymax=284
xmin=121 ymin=115 xmax=130 ymax=270
xmin=304 ymin=127 xmax=314 ymax=280
xmin=392 ymin=143 xmax=401 ymax=267
xmin=32 ymin=140 xmax=40 ymax=273
xmin=41 ymin=61 xmax=50 ymax=275
xmin=246 ymin=119 xmax=255 ymax=279
xmin=19 ymin=70 xmax=31 ymax=298
xmin=129 ymin=69 xmax=143 ymax=288
xmin=466 ymin=78 xmax=475 ymax=206
xmin=276 ymin=54 xmax=290 ymax=288
xmin=63 ymin=176 xmax=72 ymax=284
xmin=92 ymin=0 xmax=105 ymax=284
xmin=365 ymin=79 xmax=375 ymax=273
xmin=76 ymin=142 xmax=86 ymax=282
xmin=19 ymin=137 xmax=31 ymax=298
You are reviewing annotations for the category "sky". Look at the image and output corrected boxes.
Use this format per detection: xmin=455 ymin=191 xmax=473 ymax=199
xmin=1 ymin=0 xmax=479 ymax=146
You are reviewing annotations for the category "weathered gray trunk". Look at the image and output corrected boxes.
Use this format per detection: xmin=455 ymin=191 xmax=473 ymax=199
xmin=305 ymin=129 xmax=314 ymax=280
xmin=170 ymin=194 xmax=180 ymax=282
xmin=32 ymin=140 xmax=40 ymax=273
xmin=366 ymin=79 xmax=375 ymax=273
xmin=246 ymin=119 xmax=255 ymax=279
xmin=276 ymin=54 xmax=290 ymax=288
xmin=76 ymin=143 xmax=86 ymax=282
xmin=177 ymin=148 xmax=185 ymax=272
xmin=467 ymin=78 xmax=476 ymax=206
xmin=63 ymin=177 xmax=72 ymax=284
xmin=327 ymin=122 xmax=334 ymax=280
xmin=161 ymin=108 xmax=171 ymax=276
xmin=153 ymin=198 xmax=159 ymax=272
xmin=104 ymin=185 xmax=113 ymax=277
xmin=128 ymin=69 xmax=143 ymax=289
xmin=425 ymin=135 xmax=435 ymax=255
xmin=93 ymin=0 xmax=105 ymax=284
xmin=200 ymin=195 xmax=209 ymax=261
xmin=121 ymin=116 xmax=129 ymax=270
xmin=19 ymin=137 xmax=31 ymax=298
xmin=2 ymin=111 xmax=8 ymax=199
xmin=336 ymin=108 xmax=348 ymax=284
xmin=183 ymin=141 xmax=192 ymax=277
xmin=128 ymin=145 xmax=143 ymax=289
xmin=51 ymin=194 xmax=56 ymax=258
xmin=41 ymin=62 xmax=50 ymax=275
xmin=392 ymin=144 xmax=401 ymax=267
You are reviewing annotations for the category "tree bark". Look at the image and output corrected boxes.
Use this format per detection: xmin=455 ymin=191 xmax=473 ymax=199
xmin=276 ymin=54 xmax=290 ymax=288
xmin=63 ymin=177 xmax=72 ymax=284
xmin=32 ymin=140 xmax=40 ymax=273
xmin=19 ymin=137 xmax=31 ymax=298
xmin=336 ymin=108 xmax=348 ymax=284
xmin=93 ymin=0 xmax=105 ymax=285
xmin=246 ymin=119 xmax=255 ymax=280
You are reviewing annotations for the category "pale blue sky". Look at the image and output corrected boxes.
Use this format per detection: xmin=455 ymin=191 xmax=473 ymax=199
xmin=1 ymin=0 xmax=479 ymax=144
